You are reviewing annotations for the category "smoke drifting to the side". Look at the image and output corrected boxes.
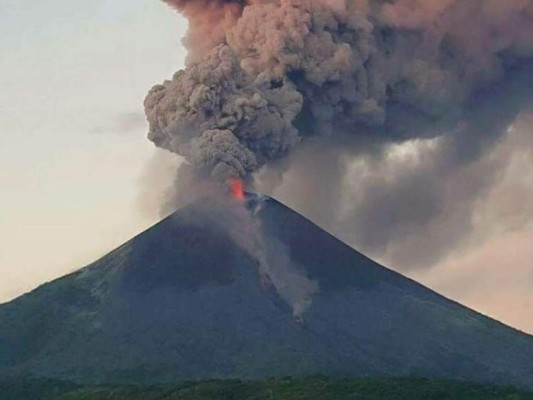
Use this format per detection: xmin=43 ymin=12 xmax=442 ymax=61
xmin=272 ymin=63 xmax=533 ymax=269
xmin=145 ymin=0 xmax=533 ymax=269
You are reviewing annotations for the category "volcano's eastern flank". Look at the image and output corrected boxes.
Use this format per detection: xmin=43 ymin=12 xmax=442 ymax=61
xmin=0 ymin=195 xmax=532 ymax=387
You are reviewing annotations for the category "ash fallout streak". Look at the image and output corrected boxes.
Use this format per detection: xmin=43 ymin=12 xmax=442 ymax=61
xmin=195 ymin=189 xmax=319 ymax=318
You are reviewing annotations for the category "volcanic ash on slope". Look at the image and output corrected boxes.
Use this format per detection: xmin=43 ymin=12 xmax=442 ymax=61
xmin=182 ymin=192 xmax=319 ymax=319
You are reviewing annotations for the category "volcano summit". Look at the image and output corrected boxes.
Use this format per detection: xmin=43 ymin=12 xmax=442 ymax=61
xmin=0 ymin=195 xmax=532 ymax=387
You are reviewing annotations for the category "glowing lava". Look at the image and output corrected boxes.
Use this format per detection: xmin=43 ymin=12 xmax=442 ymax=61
xmin=230 ymin=178 xmax=245 ymax=201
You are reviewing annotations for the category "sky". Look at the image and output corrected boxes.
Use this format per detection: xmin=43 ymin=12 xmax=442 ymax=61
xmin=0 ymin=0 xmax=532 ymax=334
xmin=0 ymin=0 xmax=183 ymax=300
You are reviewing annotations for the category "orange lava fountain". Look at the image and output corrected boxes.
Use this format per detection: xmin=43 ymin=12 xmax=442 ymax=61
xmin=230 ymin=177 xmax=245 ymax=201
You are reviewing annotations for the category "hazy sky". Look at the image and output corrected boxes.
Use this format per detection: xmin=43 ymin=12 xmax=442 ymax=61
xmin=1 ymin=0 xmax=531 ymax=334
xmin=0 ymin=0 xmax=184 ymax=299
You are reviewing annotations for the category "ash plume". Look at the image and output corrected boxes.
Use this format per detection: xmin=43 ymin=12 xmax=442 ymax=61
xmin=145 ymin=0 xmax=533 ymax=268
xmin=146 ymin=0 xmax=533 ymax=180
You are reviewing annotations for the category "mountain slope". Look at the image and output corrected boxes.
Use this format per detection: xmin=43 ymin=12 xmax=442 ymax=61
xmin=0 ymin=195 xmax=532 ymax=387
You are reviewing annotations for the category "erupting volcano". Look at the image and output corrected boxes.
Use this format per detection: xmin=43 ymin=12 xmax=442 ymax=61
xmin=229 ymin=177 xmax=245 ymax=201
xmin=0 ymin=194 xmax=532 ymax=387
xmin=1 ymin=0 xmax=533 ymax=393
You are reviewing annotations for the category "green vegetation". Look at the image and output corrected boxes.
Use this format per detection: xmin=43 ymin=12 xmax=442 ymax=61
xmin=1 ymin=376 xmax=532 ymax=400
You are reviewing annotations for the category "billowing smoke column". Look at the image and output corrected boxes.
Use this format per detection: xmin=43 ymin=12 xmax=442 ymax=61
xmin=145 ymin=0 xmax=533 ymax=184
xmin=145 ymin=0 xmax=533 ymax=276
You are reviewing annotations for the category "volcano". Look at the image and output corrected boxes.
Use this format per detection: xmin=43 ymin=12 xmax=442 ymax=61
xmin=0 ymin=194 xmax=532 ymax=387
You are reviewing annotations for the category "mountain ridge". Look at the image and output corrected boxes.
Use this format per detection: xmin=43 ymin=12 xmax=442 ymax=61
xmin=1 ymin=194 xmax=532 ymax=387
